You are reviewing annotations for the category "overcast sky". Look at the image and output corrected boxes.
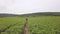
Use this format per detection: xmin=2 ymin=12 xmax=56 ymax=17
xmin=0 ymin=0 xmax=60 ymax=14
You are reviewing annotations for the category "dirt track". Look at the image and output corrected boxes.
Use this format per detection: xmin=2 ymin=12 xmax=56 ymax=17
xmin=24 ymin=17 xmax=29 ymax=34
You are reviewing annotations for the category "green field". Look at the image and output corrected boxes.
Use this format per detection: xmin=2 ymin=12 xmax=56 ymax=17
xmin=0 ymin=16 xmax=60 ymax=34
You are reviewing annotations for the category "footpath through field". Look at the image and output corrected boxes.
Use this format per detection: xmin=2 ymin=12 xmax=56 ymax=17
xmin=24 ymin=17 xmax=29 ymax=34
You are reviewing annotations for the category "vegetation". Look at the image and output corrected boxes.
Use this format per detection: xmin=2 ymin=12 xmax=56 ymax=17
xmin=0 ymin=12 xmax=60 ymax=17
xmin=0 ymin=16 xmax=60 ymax=34
xmin=28 ymin=16 xmax=60 ymax=34
xmin=0 ymin=17 xmax=25 ymax=34
xmin=0 ymin=12 xmax=60 ymax=34
xmin=20 ymin=12 xmax=60 ymax=16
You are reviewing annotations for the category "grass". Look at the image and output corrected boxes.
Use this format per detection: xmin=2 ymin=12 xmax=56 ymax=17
xmin=0 ymin=16 xmax=60 ymax=34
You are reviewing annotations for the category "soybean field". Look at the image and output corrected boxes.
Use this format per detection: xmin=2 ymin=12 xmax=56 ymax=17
xmin=0 ymin=16 xmax=60 ymax=34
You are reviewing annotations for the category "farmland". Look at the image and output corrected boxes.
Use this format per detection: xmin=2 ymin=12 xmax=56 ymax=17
xmin=0 ymin=17 xmax=25 ymax=34
xmin=0 ymin=16 xmax=60 ymax=34
xmin=28 ymin=16 xmax=60 ymax=34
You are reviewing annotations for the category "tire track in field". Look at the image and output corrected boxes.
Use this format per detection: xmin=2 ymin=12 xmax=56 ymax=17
xmin=0 ymin=22 xmax=20 ymax=34
xmin=24 ymin=17 xmax=29 ymax=34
